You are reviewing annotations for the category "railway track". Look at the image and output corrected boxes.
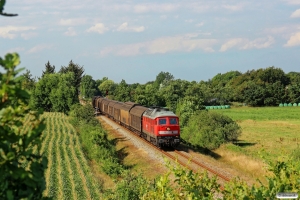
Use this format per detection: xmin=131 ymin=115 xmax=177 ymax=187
xmin=99 ymin=115 xmax=232 ymax=187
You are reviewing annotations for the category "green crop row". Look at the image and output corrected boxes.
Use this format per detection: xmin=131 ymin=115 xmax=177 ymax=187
xmin=40 ymin=112 xmax=101 ymax=199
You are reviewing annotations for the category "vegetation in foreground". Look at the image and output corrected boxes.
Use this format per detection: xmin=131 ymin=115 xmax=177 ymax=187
xmin=0 ymin=53 xmax=47 ymax=199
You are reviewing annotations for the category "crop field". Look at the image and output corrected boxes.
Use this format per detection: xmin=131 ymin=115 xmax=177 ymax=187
xmin=40 ymin=112 xmax=101 ymax=199
xmin=211 ymin=106 xmax=300 ymax=162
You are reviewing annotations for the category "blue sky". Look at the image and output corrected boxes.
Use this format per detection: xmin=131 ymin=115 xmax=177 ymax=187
xmin=1 ymin=0 xmax=300 ymax=83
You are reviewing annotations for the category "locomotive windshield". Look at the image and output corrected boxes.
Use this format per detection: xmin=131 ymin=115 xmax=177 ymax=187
xmin=169 ymin=118 xmax=178 ymax=125
xmin=158 ymin=118 xmax=167 ymax=125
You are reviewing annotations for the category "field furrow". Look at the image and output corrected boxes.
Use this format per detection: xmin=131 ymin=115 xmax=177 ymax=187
xmin=40 ymin=112 xmax=102 ymax=199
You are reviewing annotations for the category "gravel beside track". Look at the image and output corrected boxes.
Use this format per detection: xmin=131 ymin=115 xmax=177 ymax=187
xmin=99 ymin=115 xmax=246 ymax=186
xmin=99 ymin=116 xmax=166 ymax=164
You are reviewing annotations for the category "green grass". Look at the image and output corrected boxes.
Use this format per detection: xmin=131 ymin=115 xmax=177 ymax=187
xmin=210 ymin=106 xmax=300 ymax=121
xmin=211 ymin=107 xmax=300 ymax=162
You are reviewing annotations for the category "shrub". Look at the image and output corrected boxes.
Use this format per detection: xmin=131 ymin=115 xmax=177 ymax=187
xmin=69 ymin=104 xmax=124 ymax=177
xmin=181 ymin=110 xmax=241 ymax=150
xmin=0 ymin=53 xmax=47 ymax=199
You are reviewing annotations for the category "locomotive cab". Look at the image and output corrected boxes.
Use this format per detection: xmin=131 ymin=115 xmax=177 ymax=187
xmin=143 ymin=107 xmax=180 ymax=148
xmin=156 ymin=117 xmax=180 ymax=147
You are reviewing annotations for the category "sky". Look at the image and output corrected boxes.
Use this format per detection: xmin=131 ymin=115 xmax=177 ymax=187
xmin=1 ymin=0 xmax=300 ymax=84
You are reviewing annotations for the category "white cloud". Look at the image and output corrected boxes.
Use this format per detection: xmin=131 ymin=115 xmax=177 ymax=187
xmin=185 ymin=19 xmax=194 ymax=23
xmin=21 ymin=32 xmax=38 ymax=40
xmin=59 ymin=18 xmax=86 ymax=26
xmin=117 ymin=22 xmax=145 ymax=32
xmin=290 ymin=9 xmax=300 ymax=18
xmin=220 ymin=37 xmax=274 ymax=52
xmin=64 ymin=27 xmax=77 ymax=36
xmin=0 ymin=26 xmax=36 ymax=39
xmin=134 ymin=3 xmax=179 ymax=13
xmin=242 ymin=36 xmax=274 ymax=50
xmin=284 ymin=32 xmax=300 ymax=47
xmin=283 ymin=0 xmax=300 ymax=5
xmin=100 ymin=33 xmax=217 ymax=56
xmin=223 ymin=4 xmax=244 ymax=11
xmin=220 ymin=38 xmax=245 ymax=52
xmin=195 ymin=22 xmax=204 ymax=27
xmin=27 ymin=44 xmax=53 ymax=54
xmin=86 ymin=23 xmax=109 ymax=34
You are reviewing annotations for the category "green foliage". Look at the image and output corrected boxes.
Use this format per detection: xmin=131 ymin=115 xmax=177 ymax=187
xmin=176 ymin=97 xmax=204 ymax=127
xmin=182 ymin=110 xmax=241 ymax=150
xmin=21 ymin=69 xmax=36 ymax=91
xmin=59 ymin=60 xmax=84 ymax=95
xmin=142 ymin=172 xmax=176 ymax=200
xmin=98 ymin=79 xmax=116 ymax=96
xmin=80 ymin=75 xmax=98 ymax=99
xmin=222 ymin=158 xmax=300 ymax=199
xmin=153 ymin=71 xmax=174 ymax=89
xmin=50 ymin=72 xmax=78 ymax=113
xmin=31 ymin=72 xmax=78 ymax=113
xmin=31 ymin=73 xmax=59 ymax=111
xmin=104 ymin=172 xmax=153 ymax=200
xmin=41 ymin=61 xmax=55 ymax=78
xmin=0 ymin=53 xmax=47 ymax=199
xmin=159 ymin=79 xmax=189 ymax=112
xmin=0 ymin=0 xmax=18 ymax=16
xmin=69 ymin=104 xmax=124 ymax=177
xmin=134 ymin=84 xmax=164 ymax=107
xmin=114 ymin=79 xmax=132 ymax=102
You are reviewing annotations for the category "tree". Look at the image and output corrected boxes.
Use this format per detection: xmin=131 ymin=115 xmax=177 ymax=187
xmin=114 ymin=79 xmax=131 ymax=102
xmin=0 ymin=53 xmax=47 ymax=199
xmin=153 ymin=71 xmax=174 ymax=89
xmin=59 ymin=60 xmax=84 ymax=95
xmin=21 ymin=69 xmax=36 ymax=91
xmin=80 ymin=75 xmax=98 ymax=98
xmin=41 ymin=61 xmax=55 ymax=77
xmin=31 ymin=72 xmax=78 ymax=113
xmin=50 ymin=72 xmax=78 ymax=113
xmin=31 ymin=73 xmax=59 ymax=111
xmin=242 ymin=81 xmax=265 ymax=106
xmin=98 ymin=79 xmax=116 ymax=97
xmin=159 ymin=79 xmax=188 ymax=111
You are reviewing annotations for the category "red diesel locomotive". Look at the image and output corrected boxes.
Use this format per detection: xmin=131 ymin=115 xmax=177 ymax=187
xmin=93 ymin=96 xmax=180 ymax=148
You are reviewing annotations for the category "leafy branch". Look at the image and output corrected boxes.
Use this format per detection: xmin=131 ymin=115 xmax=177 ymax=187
xmin=0 ymin=0 xmax=18 ymax=17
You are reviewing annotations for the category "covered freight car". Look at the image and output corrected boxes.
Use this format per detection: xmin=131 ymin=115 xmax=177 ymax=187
xmin=129 ymin=105 xmax=148 ymax=135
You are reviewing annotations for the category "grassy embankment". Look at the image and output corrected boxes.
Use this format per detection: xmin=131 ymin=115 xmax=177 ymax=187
xmin=211 ymin=106 xmax=300 ymax=180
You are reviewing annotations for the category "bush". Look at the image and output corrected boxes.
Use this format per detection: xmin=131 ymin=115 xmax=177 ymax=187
xmin=0 ymin=53 xmax=47 ymax=199
xmin=69 ymin=104 xmax=124 ymax=177
xmin=181 ymin=110 xmax=241 ymax=150
xmin=104 ymin=171 xmax=153 ymax=200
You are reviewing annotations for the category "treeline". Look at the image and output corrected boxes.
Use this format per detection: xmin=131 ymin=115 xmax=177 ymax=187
xmin=23 ymin=61 xmax=100 ymax=114
xmin=25 ymin=62 xmax=300 ymax=114
xmin=97 ymin=67 xmax=300 ymax=108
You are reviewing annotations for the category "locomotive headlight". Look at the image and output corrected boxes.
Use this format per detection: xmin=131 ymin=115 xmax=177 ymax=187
xmin=167 ymin=127 xmax=170 ymax=130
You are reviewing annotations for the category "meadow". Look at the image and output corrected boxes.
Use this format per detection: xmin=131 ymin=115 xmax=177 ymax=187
xmin=211 ymin=106 xmax=300 ymax=162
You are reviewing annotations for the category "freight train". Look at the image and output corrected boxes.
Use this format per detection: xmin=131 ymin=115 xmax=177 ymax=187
xmin=92 ymin=96 xmax=180 ymax=148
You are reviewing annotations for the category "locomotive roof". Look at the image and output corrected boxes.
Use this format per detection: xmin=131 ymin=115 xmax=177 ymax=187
xmin=143 ymin=107 xmax=177 ymax=119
